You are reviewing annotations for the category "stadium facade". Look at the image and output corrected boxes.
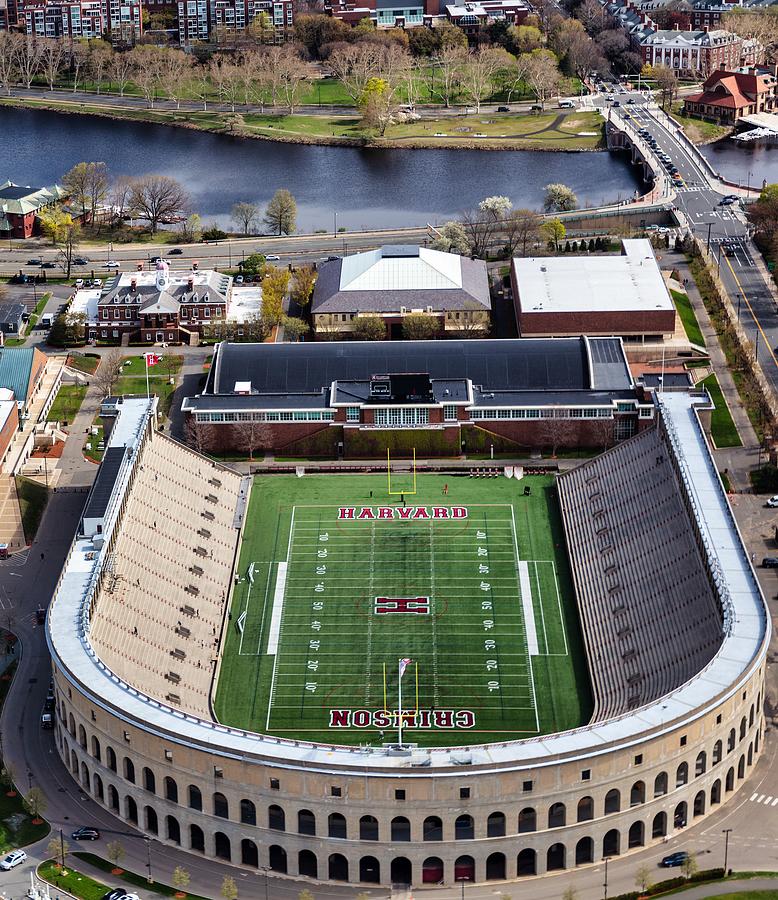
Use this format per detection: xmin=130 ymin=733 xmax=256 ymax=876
xmin=181 ymin=337 xmax=657 ymax=456
xmin=47 ymin=387 xmax=768 ymax=888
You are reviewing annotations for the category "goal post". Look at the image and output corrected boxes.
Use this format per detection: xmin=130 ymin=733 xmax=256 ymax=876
xmin=386 ymin=448 xmax=417 ymax=496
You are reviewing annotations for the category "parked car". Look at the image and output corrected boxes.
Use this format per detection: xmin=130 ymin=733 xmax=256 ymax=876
xmin=40 ymin=712 xmax=53 ymax=729
xmin=496 ymin=105 xmax=511 ymax=112
xmin=0 ymin=850 xmax=27 ymax=870
xmin=72 ymin=826 xmax=101 ymax=841
xmin=764 ymin=495 xmax=778 ymax=508
xmin=74 ymin=278 xmax=84 ymax=288
xmin=660 ymin=851 xmax=689 ymax=868
xmin=762 ymin=557 xmax=778 ymax=568
xmin=168 ymin=247 xmax=183 ymax=255
xmin=530 ymin=104 xmax=543 ymax=111
xmin=234 ymin=275 xmax=244 ymax=284
xmin=91 ymin=279 xmax=103 ymax=288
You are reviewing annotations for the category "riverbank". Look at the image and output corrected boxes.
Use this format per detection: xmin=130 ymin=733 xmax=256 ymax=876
xmin=0 ymin=95 xmax=606 ymax=152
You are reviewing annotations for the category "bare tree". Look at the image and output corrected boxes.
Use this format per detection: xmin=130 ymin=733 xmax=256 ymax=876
xmin=233 ymin=419 xmax=272 ymax=461
xmin=128 ymin=45 xmax=163 ymax=107
xmin=62 ymin=162 xmax=109 ymax=227
xmin=88 ymin=42 xmax=112 ymax=93
xmin=16 ymin=36 xmax=43 ymax=90
xmin=432 ymin=44 xmax=466 ymax=108
xmin=109 ymin=175 xmax=134 ymax=226
xmin=70 ymin=43 xmax=90 ymax=93
xmin=58 ymin=221 xmax=81 ymax=279
xmin=108 ymin=49 xmax=133 ymax=96
xmin=210 ymin=55 xmax=243 ymax=112
xmin=129 ymin=174 xmax=191 ymax=233
xmin=328 ymin=43 xmax=380 ymax=103
xmin=270 ymin=45 xmax=312 ymax=114
xmin=185 ymin=417 xmax=218 ymax=455
xmin=503 ymin=208 xmax=542 ymax=256
xmin=40 ymin=39 xmax=66 ymax=91
xmin=231 ymin=202 xmax=259 ymax=235
xmin=158 ymin=48 xmax=191 ymax=109
xmin=539 ymin=412 xmax=577 ymax=457
xmin=0 ymin=33 xmax=19 ymax=96
xmin=517 ymin=50 xmax=560 ymax=109
xmin=460 ymin=47 xmax=507 ymax=113
xmin=94 ymin=348 xmax=125 ymax=398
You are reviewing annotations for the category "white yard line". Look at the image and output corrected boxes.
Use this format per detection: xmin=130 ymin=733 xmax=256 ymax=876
xmin=519 ymin=562 xmax=540 ymax=656
xmin=510 ymin=505 xmax=540 ymax=733
xmin=265 ymin=507 xmax=296 ymax=731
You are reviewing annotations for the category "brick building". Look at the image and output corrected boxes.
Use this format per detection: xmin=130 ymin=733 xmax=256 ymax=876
xmin=512 ymin=239 xmax=676 ymax=342
xmin=444 ymin=0 xmax=529 ymax=35
xmin=311 ymin=245 xmax=491 ymax=340
xmin=15 ymin=0 xmax=141 ymax=40
xmin=181 ymin=337 xmax=656 ymax=457
xmin=176 ymin=0 xmax=293 ymax=45
xmin=0 ymin=181 xmax=67 ymax=240
xmin=96 ymin=262 xmax=231 ymax=345
xmin=684 ymin=64 xmax=778 ymax=124
xmin=639 ymin=27 xmax=758 ymax=77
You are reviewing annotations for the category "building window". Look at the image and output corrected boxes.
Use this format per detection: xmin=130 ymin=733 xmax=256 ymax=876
xmin=522 ymin=780 xmax=533 ymax=792
xmin=634 ymin=754 xmax=643 ymax=766
xmin=581 ymin=769 xmax=591 ymax=781
xmin=270 ymin=778 xmax=279 ymax=790
xmin=680 ymin=735 xmax=687 ymax=747
xmin=459 ymin=787 xmax=470 ymax=799
xmin=331 ymin=786 xmax=342 ymax=797
xmin=374 ymin=407 xmax=429 ymax=427
xmin=443 ymin=404 xmax=457 ymax=422
xmin=346 ymin=407 xmax=360 ymax=423
xmin=395 ymin=789 xmax=405 ymax=800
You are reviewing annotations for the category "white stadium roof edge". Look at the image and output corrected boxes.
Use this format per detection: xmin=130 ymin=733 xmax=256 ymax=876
xmin=47 ymin=392 xmax=769 ymax=775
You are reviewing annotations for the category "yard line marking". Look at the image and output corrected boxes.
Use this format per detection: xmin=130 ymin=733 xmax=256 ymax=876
xmin=266 ymin=507 xmax=295 ymax=730
xmin=549 ymin=559 xmax=570 ymax=656
xmin=518 ymin=562 xmax=539 ymax=656
xmin=511 ymin=505 xmax=540 ymax=733
xmin=532 ymin=561 xmax=548 ymax=654
xmin=266 ymin=563 xmax=287 ymax=656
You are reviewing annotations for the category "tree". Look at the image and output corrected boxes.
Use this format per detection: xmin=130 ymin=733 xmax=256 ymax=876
xmin=70 ymin=43 xmax=90 ymax=94
xmin=328 ymin=43 xmax=382 ymax=104
xmin=504 ymin=208 xmax=541 ymax=256
xmin=179 ymin=213 xmax=202 ymax=243
xmin=653 ymin=64 xmax=678 ymax=110
xmin=241 ymin=253 xmax=266 ymax=277
xmin=128 ymin=45 xmax=163 ymax=107
xmin=47 ymin=835 xmax=69 ymax=869
xmin=39 ymin=207 xmax=74 ymax=246
xmin=635 ymin=864 xmax=653 ymax=893
xmin=430 ymin=221 xmax=471 ymax=256
xmin=58 ymin=221 xmax=82 ymax=280
xmin=95 ymin=348 xmax=125 ymax=398
xmin=62 ymin=161 xmax=109 ymax=226
xmin=460 ymin=47 xmax=506 ymax=113
xmin=185 ymin=417 xmax=219 ymax=455
xmin=172 ymin=866 xmax=190 ymax=896
xmin=24 ymin=786 xmax=46 ymax=821
xmin=281 ymin=316 xmax=309 ymax=341
xmin=88 ymin=41 xmax=112 ymax=94
xmin=221 ymin=875 xmax=238 ymax=900
xmin=0 ymin=33 xmax=19 ymax=97
xmin=539 ymin=411 xmax=576 ymax=456
xmin=231 ymin=202 xmax=260 ymax=235
xmin=129 ymin=174 xmax=190 ymax=234
xmin=722 ymin=8 xmax=778 ymax=62
xmin=270 ymin=45 xmax=312 ymax=114
xmin=540 ymin=218 xmax=566 ymax=251
xmin=293 ymin=13 xmax=352 ymax=59
xmin=264 ymin=189 xmax=297 ymax=235
xmin=359 ymin=76 xmax=396 ymax=136
xmin=544 ymin=182 xmax=578 ymax=212
xmin=159 ymin=48 xmax=191 ymax=110
xmin=262 ymin=265 xmax=290 ymax=323
xmin=40 ymin=39 xmax=66 ymax=92
xmin=106 ymin=840 xmax=125 ymax=872
xmin=432 ymin=45 xmax=467 ymax=108
xmin=16 ymin=37 xmax=43 ymax=90
xmin=517 ymin=49 xmax=560 ymax=109
xmin=109 ymin=50 xmax=134 ymax=97
xmin=291 ymin=265 xmax=316 ymax=308
xmin=681 ymin=854 xmax=698 ymax=880
xmin=352 ymin=315 xmax=386 ymax=340
xmin=402 ymin=313 xmax=439 ymax=340
xmin=0 ymin=764 xmax=16 ymax=795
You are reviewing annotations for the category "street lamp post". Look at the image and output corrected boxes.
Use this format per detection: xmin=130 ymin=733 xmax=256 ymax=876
xmin=259 ymin=865 xmax=270 ymax=900
xmin=603 ymin=856 xmax=610 ymax=900
xmin=333 ymin=211 xmax=338 ymax=238
xmin=706 ymin=222 xmax=712 ymax=255
xmin=723 ymin=828 xmax=733 ymax=874
xmin=145 ymin=838 xmax=152 ymax=884
xmin=456 ymin=876 xmax=467 ymax=900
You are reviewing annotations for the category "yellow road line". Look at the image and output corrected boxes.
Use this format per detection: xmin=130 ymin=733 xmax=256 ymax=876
xmin=722 ymin=253 xmax=778 ymax=372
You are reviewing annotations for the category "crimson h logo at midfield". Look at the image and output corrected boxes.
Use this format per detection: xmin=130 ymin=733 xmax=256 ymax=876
xmin=374 ymin=597 xmax=430 ymax=615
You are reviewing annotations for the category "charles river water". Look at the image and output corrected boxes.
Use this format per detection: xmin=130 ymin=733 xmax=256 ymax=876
xmin=1 ymin=106 xmax=776 ymax=231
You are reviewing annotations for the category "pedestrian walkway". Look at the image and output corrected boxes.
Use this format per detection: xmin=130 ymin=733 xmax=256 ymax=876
xmin=0 ymin=474 xmax=25 ymax=552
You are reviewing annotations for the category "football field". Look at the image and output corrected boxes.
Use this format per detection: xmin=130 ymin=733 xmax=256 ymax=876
xmin=214 ymin=473 xmax=591 ymax=747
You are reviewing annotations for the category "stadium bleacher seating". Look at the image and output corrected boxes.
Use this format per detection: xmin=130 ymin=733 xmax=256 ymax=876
xmin=557 ymin=425 xmax=723 ymax=721
xmin=88 ymin=432 xmax=244 ymax=716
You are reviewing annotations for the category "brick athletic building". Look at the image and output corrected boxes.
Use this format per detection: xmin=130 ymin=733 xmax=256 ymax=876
xmin=181 ymin=337 xmax=656 ymax=457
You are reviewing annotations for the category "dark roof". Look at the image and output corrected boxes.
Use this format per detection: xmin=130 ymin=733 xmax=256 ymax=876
xmin=0 ymin=303 xmax=25 ymax=325
xmin=83 ymin=447 xmax=127 ymax=521
xmin=207 ymin=338 xmax=631 ymax=398
xmin=0 ymin=185 xmax=37 ymax=201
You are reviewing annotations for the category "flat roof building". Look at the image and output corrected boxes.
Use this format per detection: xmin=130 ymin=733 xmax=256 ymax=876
xmin=512 ymin=239 xmax=676 ymax=341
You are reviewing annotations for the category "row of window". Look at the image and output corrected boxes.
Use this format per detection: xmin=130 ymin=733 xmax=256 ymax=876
xmin=374 ymin=408 xmax=429 ymax=427
xmin=470 ymin=408 xmax=614 ymax=421
xmin=194 ymin=411 xmax=334 ymax=423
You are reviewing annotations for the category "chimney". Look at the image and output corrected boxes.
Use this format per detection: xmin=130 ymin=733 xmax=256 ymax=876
xmin=130 ymin=277 xmax=137 ymax=291
xmin=187 ymin=277 xmax=194 ymax=290
xmin=703 ymin=23 xmax=709 ymax=31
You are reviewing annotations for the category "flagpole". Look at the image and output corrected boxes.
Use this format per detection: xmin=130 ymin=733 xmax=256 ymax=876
xmin=415 ymin=662 xmax=419 ymax=713
xmin=397 ymin=658 xmax=403 ymax=747
xmin=145 ymin=353 xmax=150 ymax=400
xmin=382 ymin=662 xmax=387 ymax=714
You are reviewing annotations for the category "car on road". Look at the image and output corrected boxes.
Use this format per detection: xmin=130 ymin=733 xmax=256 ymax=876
xmin=101 ymin=890 xmax=140 ymax=900
xmin=265 ymin=254 xmax=280 ymax=261
xmin=626 ymin=97 xmax=635 ymax=104
xmin=606 ymin=94 xmax=614 ymax=101
xmin=496 ymin=106 xmax=511 ymax=112
xmin=612 ymin=100 xmax=620 ymax=107
xmin=73 ymin=257 xmax=89 ymax=266
xmin=659 ymin=851 xmax=688 ymax=868
xmin=40 ymin=712 xmax=53 ymax=729
xmin=718 ymin=196 xmax=738 ymax=206
xmin=764 ymin=495 xmax=778 ymax=508
xmin=26 ymin=258 xmax=42 ymax=266
xmin=106 ymin=260 xmax=120 ymax=268
xmin=762 ymin=557 xmax=778 ymax=568
xmin=168 ymin=247 xmax=183 ymax=255
xmin=0 ymin=850 xmax=27 ymax=870
xmin=72 ymin=826 xmax=101 ymax=841
xmin=722 ymin=242 xmax=738 ymax=256
xmin=149 ymin=256 xmax=161 ymax=264
xmin=41 ymin=261 xmax=57 ymax=269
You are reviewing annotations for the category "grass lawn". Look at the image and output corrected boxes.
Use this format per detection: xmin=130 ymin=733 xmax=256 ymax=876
xmin=72 ymin=852 xmax=210 ymax=900
xmin=15 ymin=476 xmax=48 ymax=543
xmin=699 ymin=373 xmax=742 ymax=449
xmin=46 ymin=384 xmax=87 ymax=424
xmin=38 ymin=860 xmax=109 ymax=900
xmin=116 ymin=354 xmax=182 ymax=418
xmin=671 ymin=289 xmax=706 ymax=347
xmin=669 ymin=103 xmax=730 ymax=144
xmin=67 ymin=353 xmax=100 ymax=375
xmin=214 ymin=473 xmax=591 ymax=746
xmin=83 ymin=418 xmax=104 ymax=464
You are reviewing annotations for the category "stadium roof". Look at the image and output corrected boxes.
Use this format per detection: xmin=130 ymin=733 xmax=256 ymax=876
xmin=204 ymin=337 xmax=632 ymax=398
xmin=514 ymin=240 xmax=674 ymax=316
xmin=311 ymin=246 xmax=490 ymax=314
xmin=48 ymin=392 xmax=769 ymax=773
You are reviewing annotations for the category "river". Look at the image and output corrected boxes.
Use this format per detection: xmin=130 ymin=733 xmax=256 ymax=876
xmin=700 ymin=135 xmax=778 ymax=190
xmin=0 ymin=107 xmax=645 ymax=231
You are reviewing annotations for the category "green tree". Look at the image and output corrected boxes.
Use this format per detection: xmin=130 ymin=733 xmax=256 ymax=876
xmin=282 ymin=316 xmax=309 ymax=341
xmin=402 ymin=313 xmax=439 ymax=340
xmin=352 ymin=315 xmax=387 ymax=340
xmin=635 ymin=864 xmax=653 ymax=893
xmin=540 ymin=218 xmax=566 ymax=251
xmin=241 ymin=253 xmax=266 ymax=277
xmin=653 ymin=63 xmax=678 ymax=110
xmin=264 ymin=189 xmax=297 ymax=235
xmin=179 ymin=213 xmax=202 ymax=243
xmin=24 ymin=786 xmax=46 ymax=820
xmin=62 ymin=161 xmax=109 ymax=227
xmin=39 ymin=206 xmax=74 ymax=245
xmin=221 ymin=875 xmax=238 ymax=900
xmin=359 ymin=76 xmax=396 ymax=136
xmin=543 ymin=182 xmax=578 ymax=212
xmin=0 ymin=764 xmax=16 ymax=795
xmin=291 ymin=265 xmax=316 ymax=308
xmin=681 ymin=855 xmax=698 ymax=880
xmin=106 ymin=840 xmax=125 ymax=871
xmin=760 ymin=183 xmax=778 ymax=202
xmin=430 ymin=221 xmax=471 ymax=256
xmin=172 ymin=866 xmax=190 ymax=895
xmin=47 ymin=835 xmax=69 ymax=868
xmin=262 ymin=265 xmax=291 ymax=324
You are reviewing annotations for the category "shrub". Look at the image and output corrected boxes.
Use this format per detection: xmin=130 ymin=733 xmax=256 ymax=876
xmin=646 ymin=877 xmax=686 ymax=895
xmin=279 ymin=426 xmax=342 ymax=459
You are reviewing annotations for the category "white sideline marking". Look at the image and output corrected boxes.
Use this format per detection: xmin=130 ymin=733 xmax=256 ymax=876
xmin=266 ymin=562 xmax=287 ymax=655
xmin=518 ymin=561 xmax=539 ymax=656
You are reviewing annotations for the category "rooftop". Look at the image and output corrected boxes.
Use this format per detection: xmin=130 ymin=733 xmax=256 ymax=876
xmin=514 ymin=239 xmax=674 ymax=316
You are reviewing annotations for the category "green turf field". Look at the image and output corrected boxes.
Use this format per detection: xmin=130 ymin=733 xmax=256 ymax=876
xmin=214 ymin=473 xmax=592 ymax=747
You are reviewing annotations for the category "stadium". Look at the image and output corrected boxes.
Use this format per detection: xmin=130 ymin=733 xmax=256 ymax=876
xmin=46 ymin=347 xmax=768 ymax=889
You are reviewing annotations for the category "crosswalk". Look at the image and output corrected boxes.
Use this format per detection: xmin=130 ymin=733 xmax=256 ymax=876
xmin=750 ymin=792 xmax=778 ymax=806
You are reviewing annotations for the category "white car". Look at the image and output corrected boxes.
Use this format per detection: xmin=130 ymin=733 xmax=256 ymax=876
xmin=0 ymin=850 xmax=27 ymax=870
xmin=106 ymin=260 xmax=120 ymax=268
xmin=265 ymin=254 xmax=280 ymax=261
xmin=74 ymin=279 xmax=84 ymax=288
xmin=764 ymin=495 xmax=778 ymax=508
